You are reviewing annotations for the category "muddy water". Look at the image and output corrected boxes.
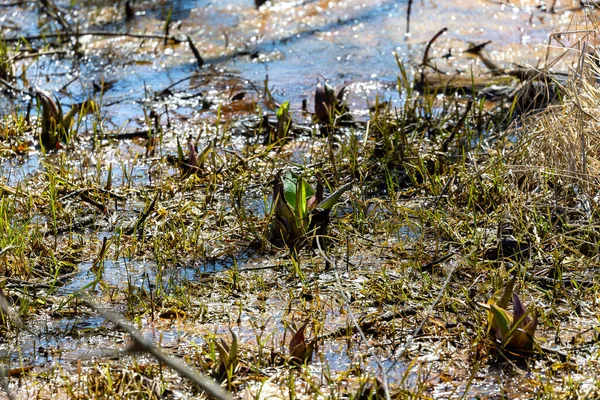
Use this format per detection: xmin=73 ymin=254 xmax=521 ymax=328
xmin=0 ymin=0 xmax=596 ymax=397
xmin=0 ymin=0 xmax=593 ymax=129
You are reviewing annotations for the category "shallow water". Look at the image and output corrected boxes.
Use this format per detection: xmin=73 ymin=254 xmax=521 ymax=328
xmin=1 ymin=0 xmax=591 ymax=128
xmin=0 ymin=0 xmax=597 ymax=397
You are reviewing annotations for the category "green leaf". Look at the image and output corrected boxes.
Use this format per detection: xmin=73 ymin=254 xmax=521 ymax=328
xmin=276 ymin=101 xmax=290 ymax=121
xmin=498 ymin=276 xmax=516 ymax=309
xmin=283 ymin=171 xmax=315 ymax=212
xmin=317 ymin=181 xmax=353 ymax=211
xmin=489 ymin=304 xmax=512 ymax=341
xmin=296 ymin=176 xmax=309 ymax=228
xmin=176 ymin=137 xmax=184 ymax=162
xmin=229 ymin=330 xmax=238 ymax=366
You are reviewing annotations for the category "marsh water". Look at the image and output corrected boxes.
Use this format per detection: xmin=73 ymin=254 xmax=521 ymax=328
xmin=0 ymin=0 xmax=595 ymax=398
xmin=1 ymin=0 xmax=586 ymax=125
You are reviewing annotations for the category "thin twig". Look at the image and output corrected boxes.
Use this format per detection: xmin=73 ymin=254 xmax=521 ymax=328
xmin=316 ymin=240 xmax=391 ymax=400
xmin=387 ymin=254 xmax=459 ymax=374
xmin=406 ymin=0 xmax=413 ymax=36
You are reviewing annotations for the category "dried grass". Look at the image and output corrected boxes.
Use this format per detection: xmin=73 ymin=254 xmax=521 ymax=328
xmin=512 ymin=54 xmax=600 ymax=191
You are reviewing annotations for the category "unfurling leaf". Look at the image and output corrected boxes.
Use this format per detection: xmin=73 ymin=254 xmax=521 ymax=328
xmin=485 ymin=281 xmax=538 ymax=352
xmin=215 ymin=331 xmax=238 ymax=379
xmin=270 ymin=177 xmax=303 ymax=245
xmin=269 ymin=173 xmax=351 ymax=249
xmin=486 ymin=275 xmax=516 ymax=334
xmin=188 ymin=139 xmax=198 ymax=167
xmin=314 ymin=82 xmax=337 ymax=123
xmin=283 ymin=171 xmax=315 ymax=217
xmin=176 ymin=137 xmax=185 ymax=162
xmin=170 ymin=137 xmax=213 ymax=176
xmin=35 ymin=89 xmax=97 ymax=151
xmin=489 ymin=304 xmax=512 ymax=340
xmin=289 ymin=323 xmax=314 ymax=365
xmin=35 ymin=89 xmax=63 ymax=150
xmin=314 ymin=81 xmax=350 ymax=125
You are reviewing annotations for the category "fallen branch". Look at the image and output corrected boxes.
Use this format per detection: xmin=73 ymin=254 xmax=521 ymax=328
xmin=43 ymin=214 xmax=96 ymax=236
xmin=78 ymin=295 xmax=231 ymax=400
xmin=0 ymin=1 xmax=33 ymax=6
xmin=102 ymin=129 xmax=151 ymax=140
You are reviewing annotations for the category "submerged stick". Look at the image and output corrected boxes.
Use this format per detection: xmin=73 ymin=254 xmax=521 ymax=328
xmin=4 ymin=30 xmax=184 ymax=43
xmin=187 ymin=35 xmax=205 ymax=68
xmin=79 ymin=295 xmax=231 ymax=400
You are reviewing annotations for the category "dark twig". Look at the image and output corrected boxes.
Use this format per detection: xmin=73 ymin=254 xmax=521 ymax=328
xmin=441 ymin=100 xmax=473 ymax=153
xmin=79 ymin=193 xmax=108 ymax=213
xmin=0 ymin=1 xmax=33 ymax=5
xmin=125 ymin=192 xmax=159 ymax=235
xmin=187 ymin=35 xmax=204 ymax=68
xmin=406 ymin=0 xmax=413 ymax=36
xmin=103 ymin=129 xmax=151 ymax=140
xmin=420 ymin=27 xmax=448 ymax=85
xmin=0 ymin=76 xmax=30 ymax=96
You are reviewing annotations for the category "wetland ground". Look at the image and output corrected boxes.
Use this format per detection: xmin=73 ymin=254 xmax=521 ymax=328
xmin=2 ymin=0 xmax=600 ymax=399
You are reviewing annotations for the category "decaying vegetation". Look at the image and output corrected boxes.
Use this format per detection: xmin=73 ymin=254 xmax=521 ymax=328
xmin=2 ymin=0 xmax=600 ymax=399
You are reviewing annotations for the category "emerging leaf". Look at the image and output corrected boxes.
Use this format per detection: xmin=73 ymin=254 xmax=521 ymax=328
xmin=270 ymin=176 xmax=304 ymax=245
xmin=176 ymin=137 xmax=185 ymax=162
xmin=35 ymin=89 xmax=63 ymax=150
xmin=35 ymin=89 xmax=97 ymax=151
xmin=317 ymin=180 xmax=353 ymax=211
xmin=275 ymin=100 xmax=292 ymax=141
xmin=489 ymin=304 xmax=512 ymax=341
xmin=283 ymin=171 xmax=315 ymax=215
xmin=486 ymin=284 xmax=538 ymax=352
xmin=486 ymin=276 xmax=516 ymax=334
xmin=188 ymin=139 xmax=198 ymax=168
xmin=215 ymin=331 xmax=238 ymax=379
xmin=269 ymin=173 xmax=351 ymax=249
xmin=289 ymin=323 xmax=314 ymax=365
xmin=314 ymin=82 xmax=337 ymax=123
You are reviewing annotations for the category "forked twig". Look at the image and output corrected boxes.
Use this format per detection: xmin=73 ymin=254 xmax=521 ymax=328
xmin=420 ymin=27 xmax=448 ymax=85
